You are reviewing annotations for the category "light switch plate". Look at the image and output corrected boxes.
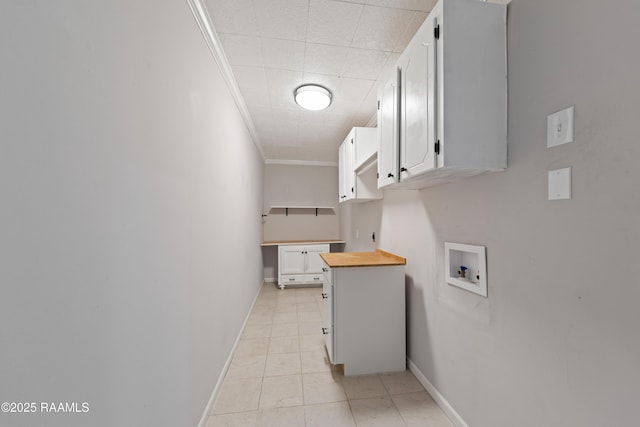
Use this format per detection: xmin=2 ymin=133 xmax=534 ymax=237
xmin=547 ymin=106 xmax=574 ymax=147
xmin=548 ymin=167 xmax=572 ymax=200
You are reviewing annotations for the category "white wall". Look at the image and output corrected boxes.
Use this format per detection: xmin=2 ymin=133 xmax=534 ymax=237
xmin=0 ymin=1 xmax=263 ymax=426
xmin=341 ymin=0 xmax=640 ymax=426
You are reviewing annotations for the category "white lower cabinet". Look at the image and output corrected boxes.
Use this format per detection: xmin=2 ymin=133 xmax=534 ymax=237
xmin=278 ymin=244 xmax=329 ymax=289
xmin=321 ymin=264 xmax=406 ymax=376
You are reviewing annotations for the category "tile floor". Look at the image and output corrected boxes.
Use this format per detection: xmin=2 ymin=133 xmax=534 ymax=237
xmin=207 ymin=283 xmax=454 ymax=427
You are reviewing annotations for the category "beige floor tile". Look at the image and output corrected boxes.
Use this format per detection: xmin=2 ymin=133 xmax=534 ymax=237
xmin=264 ymin=352 xmax=302 ymax=377
xmin=304 ymin=401 xmax=356 ymax=427
xmin=298 ymin=320 xmax=323 ymax=336
xmin=302 ymin=371 xmax=347 ymax=405
xmin=341 ymin=374 xmax=388 ymax=399
xmin=270 ymin=322 xmax=299 ymax=337
xmin=206 ymin=411 xmax=257 ymax=427
xmin=253 ymin=299 xmax=277 ymax=310
xmin=226 ymin=355 xmax=266 ymax=380
xmin=213 ymin=377 xmax=262 ymax=414
xmin=256 ymin=406 xmax=305 ymax=427
xmin=349 ymin=396 xmax=405 ymax=427
xmin=299 ymin=334 xmax=325 ymax=352
xmin=295 ymin=287 xmax=321 ymax=296
xmin=269 ymin=336 xmax=300 ymax=354
xmin=297 ymin=310 xmax=322 ymax=322
xmin=242 ymin=323 xmax=272 ymax=339
xmin=392 ymin=392 xmax=454 ymax=427
xmin=259 ymin=374 xmax=303 ymax=409
xmin=379 ymin=370 xmax=425 ymax=395
xmin=296 ymin=302 xmax=319 ymax=313
xmin=235 ymin=337 xmax=269 ymax=358
xmin=275 ymin=301 xmax=298 ymax=313
xmin=247 ymin=311 xmax=274 ymax=325
xmin=301 ymin=350 xmax=334 ymax=374
xmin=273 ymin=311 xmax=298 ymax=324
xmin=295 ymin=295 xmax=318 ymax=304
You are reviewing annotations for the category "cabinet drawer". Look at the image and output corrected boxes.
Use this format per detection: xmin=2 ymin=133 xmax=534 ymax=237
xmin=281 ymin=275 xmax=304 ymax=284
xmin=303 ymin=274 xmax=324 ymax=284
xmin=322 ymin=265 xmax=332 ymax=285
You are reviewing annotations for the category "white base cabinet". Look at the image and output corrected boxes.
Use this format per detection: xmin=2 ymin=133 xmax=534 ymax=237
xmin=322 ymin=264 xmax=406 ymax=376
xmin=278 ymin=244 xmax=329 ymax=289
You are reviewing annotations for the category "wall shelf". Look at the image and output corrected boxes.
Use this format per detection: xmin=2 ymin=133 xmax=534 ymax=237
xmin=268 ymin=206 xmax=336 ymax=216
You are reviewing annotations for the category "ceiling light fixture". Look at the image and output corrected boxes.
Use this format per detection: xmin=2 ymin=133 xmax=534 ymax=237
xmin=294 ymin=84 xmax=332 ymax=111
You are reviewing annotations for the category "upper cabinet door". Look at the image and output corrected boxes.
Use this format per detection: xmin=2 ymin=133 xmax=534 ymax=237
xmin=338 ymin=133 xmax=355 ymax=203
xmin=399 ymin=16 xmax=436 ymax=180
xmin=377 ymin=69 xmax=399 ymax=189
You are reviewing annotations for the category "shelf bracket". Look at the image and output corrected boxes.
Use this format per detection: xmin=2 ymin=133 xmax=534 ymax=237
xmin=285 ymin=208 xmax=288 ymax=216
xmin=315 ymin=208 xmax=318 ymax=216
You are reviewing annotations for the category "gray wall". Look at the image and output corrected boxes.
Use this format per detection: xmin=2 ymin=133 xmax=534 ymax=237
xmin=263 ymin=163 xmax=339 ymax=242
xmin=341 ymin=0 xmax=640 ymax=426
xmin=262 ymin=164 xmax=340 ymax=280
xmin=0 ymin=1 xmax=264 ymax=426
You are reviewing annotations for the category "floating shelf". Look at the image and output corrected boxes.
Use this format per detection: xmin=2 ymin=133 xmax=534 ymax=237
xmin=268 ymin=206 xmax=336 ymax=216
xmin=445 ymin=242 xmax=487 ymax=297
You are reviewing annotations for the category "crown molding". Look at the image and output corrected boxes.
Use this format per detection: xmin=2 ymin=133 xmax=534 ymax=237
xmin=264 ymin=159 xmax=338 ymax=167
xmin=186 ymin=0 xmax=265 ymax=160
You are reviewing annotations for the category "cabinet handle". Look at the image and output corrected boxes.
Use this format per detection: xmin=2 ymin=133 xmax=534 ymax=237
xmin=400 ymin=167 xmax=407 ymax=172
xmin=322 ymin=267 xmax=328 ymax=272
xmin=322 ymin=293 xmax=328 ymax=299
xmin=387 ymin=173 xmax=394 ymax=178
xmin=322 ymin=327 xmax=329 ymax=335
xmin=313 ymin=277 xmax=320 ymax=281
xmin=289 ymin=278 xmax=296 ymax=281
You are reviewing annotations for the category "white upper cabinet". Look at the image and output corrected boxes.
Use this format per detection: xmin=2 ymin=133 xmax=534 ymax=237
xmin=339 ymin=127 xmax=382 ymax=203
xmin=378 ymin=0 xmax=507 ymax=189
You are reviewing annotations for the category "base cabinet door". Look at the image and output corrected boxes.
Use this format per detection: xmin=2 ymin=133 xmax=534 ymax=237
xmin=279 ymin=246 xmax=306 ymax=275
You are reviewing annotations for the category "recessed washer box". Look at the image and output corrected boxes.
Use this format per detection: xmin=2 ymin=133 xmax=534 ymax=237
xmin=445 ymin=242 xmax=487 ymax=297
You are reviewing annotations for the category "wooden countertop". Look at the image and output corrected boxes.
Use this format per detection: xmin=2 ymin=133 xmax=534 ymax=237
xmin=261 ymin=239 xmax=345 ymax=247
xmin=320 ymin=249 xmax=406 ymax=268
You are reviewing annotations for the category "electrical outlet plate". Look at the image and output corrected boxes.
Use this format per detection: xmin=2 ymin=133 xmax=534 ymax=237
xmin=548 ymin=167 xmax=572 ymax=200
xmin=547 ymin=106 xmax=574 ymax=147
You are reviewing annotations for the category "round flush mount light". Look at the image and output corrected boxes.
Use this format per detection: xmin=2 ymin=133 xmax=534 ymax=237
xmin=294 ymin=84 xmax=332 ymax=111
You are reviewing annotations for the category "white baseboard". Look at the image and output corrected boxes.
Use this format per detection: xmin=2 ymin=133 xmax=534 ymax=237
xmin=197 ymin=282 xmax=264 ymax=427
xmin=408 ymin=358 xmax=469 ymax=427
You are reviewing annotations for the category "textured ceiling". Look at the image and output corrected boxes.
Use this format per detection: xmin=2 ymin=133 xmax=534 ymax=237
xmin=204 ymin=0 xmax=439 ymax=163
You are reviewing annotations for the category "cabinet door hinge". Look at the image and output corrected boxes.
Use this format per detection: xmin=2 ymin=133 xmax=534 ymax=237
xmin=350 ymin=138 xmax=353 ymax=144
xmin=351 ymin=187 xmax=354 ymax=193
xmin=377 ymin=100 xmax=381 ymax=110
xmin=434 ymin=24 xmax=440 ymax=40
xmin=376 ymin=172 xmax=379 ymax=179
xmin=435 ymin=140 xmax=440 ymax=155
